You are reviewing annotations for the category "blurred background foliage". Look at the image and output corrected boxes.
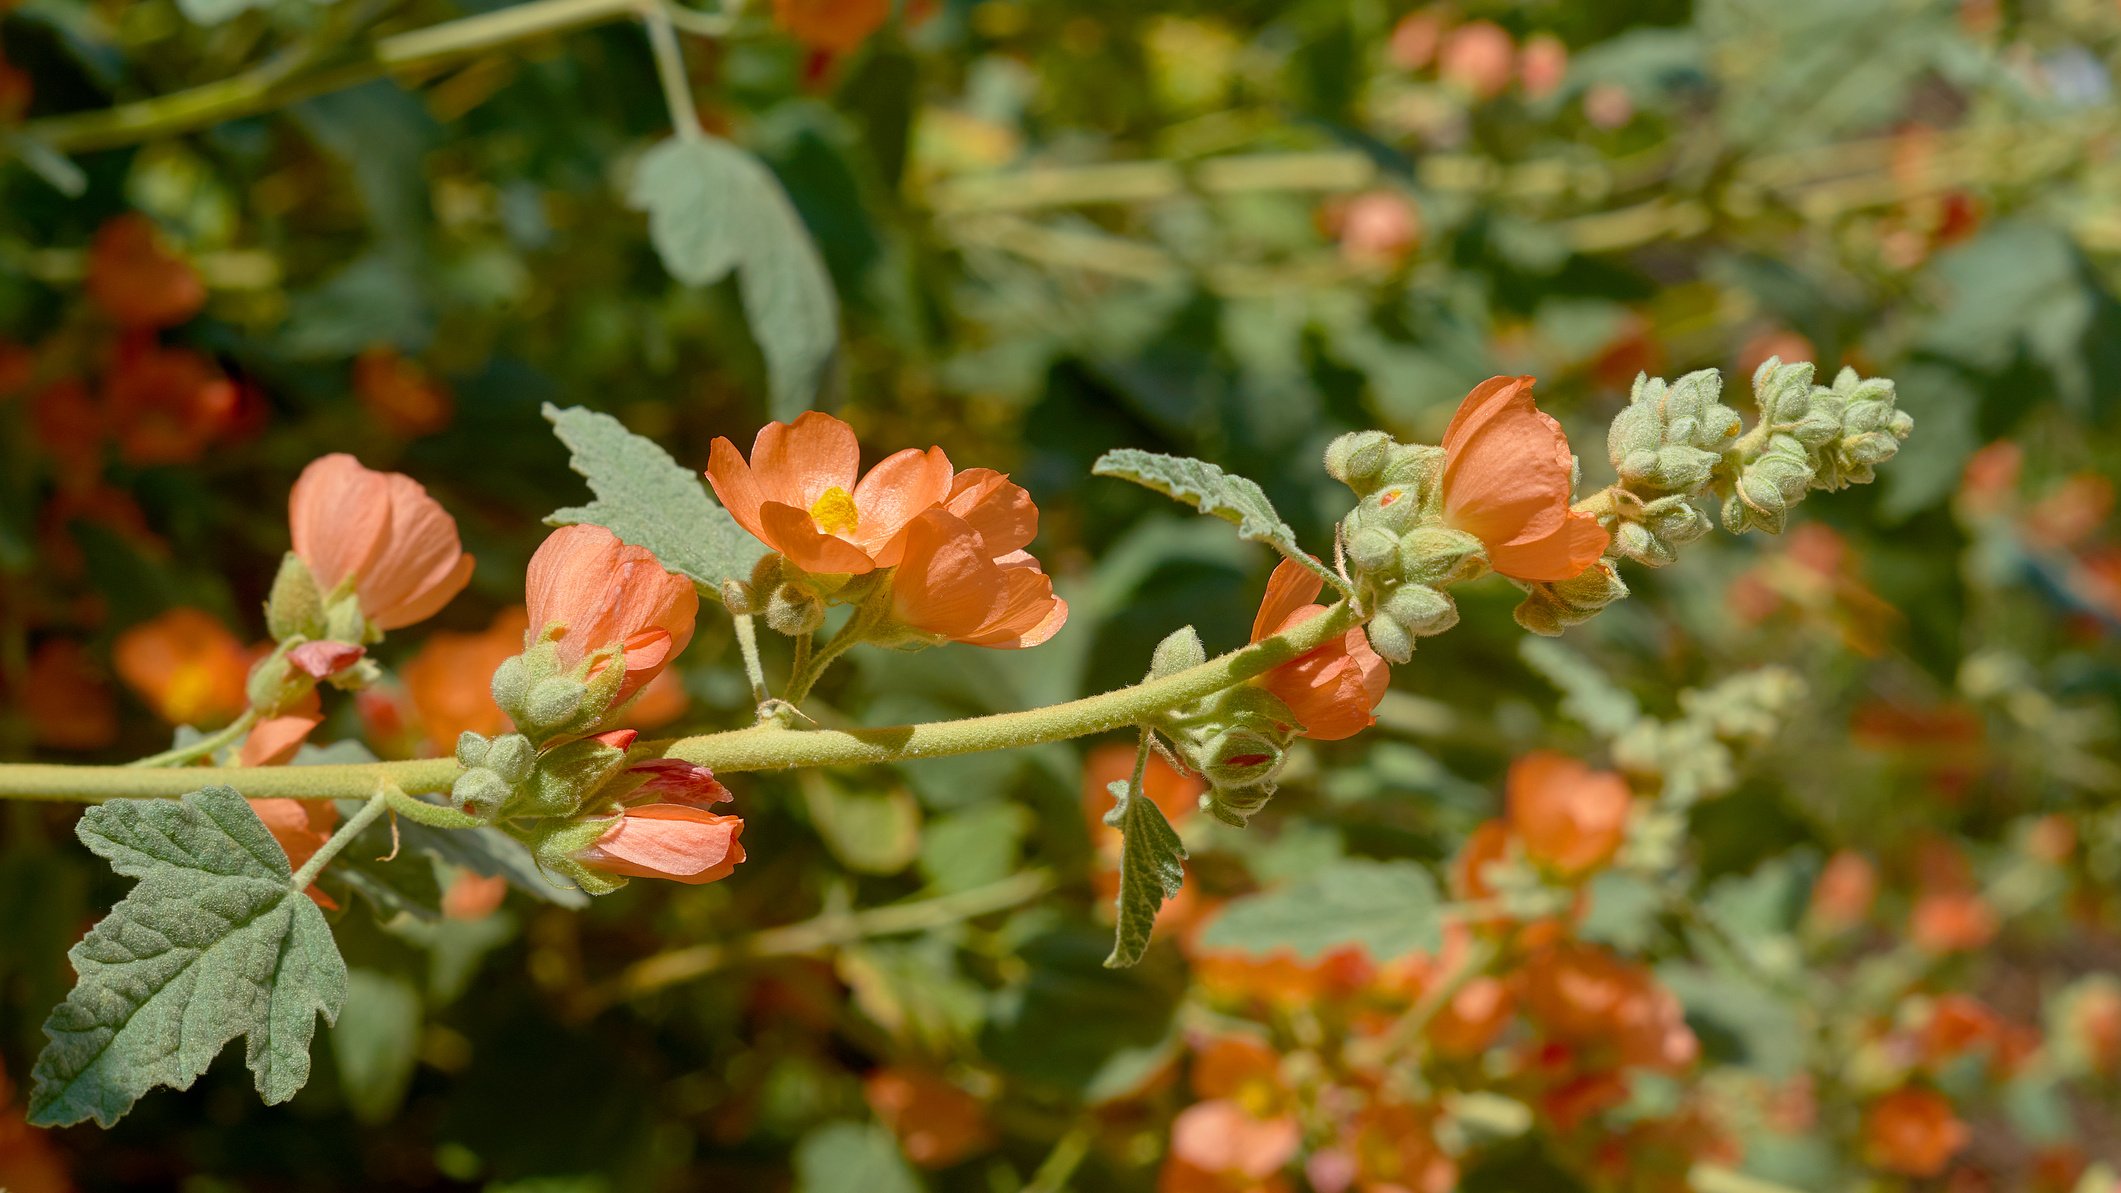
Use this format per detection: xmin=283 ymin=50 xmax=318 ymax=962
xmin=2 ymin=0 xmax=2121 ymax=1189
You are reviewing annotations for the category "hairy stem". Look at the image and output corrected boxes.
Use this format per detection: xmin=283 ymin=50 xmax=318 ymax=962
xmin=290 ymin=791 xmax=391 ymax=889
xmin=0 ymin=603 xmax=1358 ymax=803
xmin=125 ymin=709 xmax=261 ymax=770
xmin=732 ymin=613 xmax=772 ymax=713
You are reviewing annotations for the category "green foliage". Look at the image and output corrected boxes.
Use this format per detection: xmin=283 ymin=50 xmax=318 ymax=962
xmin=793 ymin=1121 xmax=923 ymax=1193
xmin=28 ymin=789 xmax=346 ymax=1128
xmin=329 ymin=969 xmax=421 ymax=1124
xmin=1103 ymin=743 xmax=1188 ymax=968
xmin=627 ymin=137 xmax=839 ymax=418
xmin=1196 ymin=859 xmax=1443 ymax=962
xmin=1093 ymin=449 xmax=1341 ymax=588
xmin=543 ymin=403 xmax=763 ymax=598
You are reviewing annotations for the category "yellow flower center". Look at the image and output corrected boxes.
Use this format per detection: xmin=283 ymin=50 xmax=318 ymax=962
xmin=809 ymin=486 xmax=860 ymax=536
xmin=163 ymin=664 xmax=218 ymax=725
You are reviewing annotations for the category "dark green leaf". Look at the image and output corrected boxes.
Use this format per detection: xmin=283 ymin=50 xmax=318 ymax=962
xmin=1104 ymin=768 xmax=1187 ymax=969
xmin=793 ymin=1121 xmax=923 ymax=1193
xmin=29 ymin=789 xmax=346 ymax=1127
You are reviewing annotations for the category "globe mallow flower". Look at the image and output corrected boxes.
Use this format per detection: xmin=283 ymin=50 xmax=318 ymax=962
xmin=1504 ymin=751 xmax=1632 ymax=878
xmin=1249 ymin=560 xmax=1387 ymax=741
xmin=706 ymin=410 xmax=953 ymax=575
xmin=886 ymin=504 xmax=1067 ymax=649
xmin=576 ymin=805 xmax=745 ymax=885
xmin=1440 ymin=376 xmax=1610 ymax=582
xmin=523 ymin=524 xmax=698 ymax=708
xmin=288 ymin=454 xmax=474 ymax=635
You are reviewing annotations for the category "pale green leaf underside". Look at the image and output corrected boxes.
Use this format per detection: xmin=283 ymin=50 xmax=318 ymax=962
xmin=1196 ymin=859 xmax=1442 ymax=962
xmin=627 ymin=136 xmax=839 ymax=419
xmin=543 ymin=403 xmax=764 ymax=598
xmin=1092 ymin=449 xmax=1342 ymax=588
xmin=1104 ymin=777 xmax=1187 ymax=969
xmin=29 ymin=788 xmax=346 ymax=1128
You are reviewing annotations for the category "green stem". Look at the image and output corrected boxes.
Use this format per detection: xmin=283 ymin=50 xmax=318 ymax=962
xmin=639 ymin=0 xmax=704 ymax=140
xmin=1022 ymin=1123 xmax=1095 ymax=1193
xmin=15 ymin=0 xmax=683 ymax=155
xmin=125 ymin=709 xmax=262 ymax=770
xmin=0 ymin=602 xmax=1359 ymax=803
xmin=290 ymin=791 xmax=391 ymax=889
xmin=732 ymin=612 xmax=772 ymax=712
xmin=782 ymin=609 xmax=874 ymax=706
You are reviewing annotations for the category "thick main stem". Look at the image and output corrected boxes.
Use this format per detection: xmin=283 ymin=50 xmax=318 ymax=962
xmin=0 ymin=604 xmax=1360 ymax=804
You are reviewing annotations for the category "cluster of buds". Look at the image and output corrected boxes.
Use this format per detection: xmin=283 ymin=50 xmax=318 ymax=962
xmin=1142 ymin=628 xmax=1297 ymax=825
xmin=1325 ymin=431 xmax=1480 ymax=663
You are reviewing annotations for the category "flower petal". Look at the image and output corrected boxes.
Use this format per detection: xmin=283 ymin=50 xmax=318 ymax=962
xmin=1486 ymin=508 xmax=1611 ymax=583
xmin=705 ymin=436 xmax=771 ymax=543
xmin=749 ymin=410 xmax=860 ymax=509
xmin=944 ymin=468 xmax=1039 ymax=557
xmin=890 ymin=508 xmax=1007 ymax=641
xmin=852 ymin=445 xmax=953 ymax=562
xmin=759 ymin=501 xmax=880 ymax=574
xmin=583 ymin=805 xmax=745 ymax=883
xmin=1250 ymin=558 xmax=1326 ymax=644
xmin=240 ymin=715 xmax=322 ymax=766
xmin=288 ymin=454 xmax=392 ymax=594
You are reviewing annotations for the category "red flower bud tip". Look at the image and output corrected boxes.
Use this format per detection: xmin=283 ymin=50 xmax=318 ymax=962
xmin=591 ymin=729 xmax=639 ymax=751
xmin=628 ymin=759 xmax=732 ymax=807
xmin=287 ymin=640 xmax=365 ymax=679
xmin=290 ymin=454 xmax=474 ymax=632
xmin=578 ymin=805 xmax=745 ymax=885
xmin=1440 ymin=376 xmax=1610 ymax=583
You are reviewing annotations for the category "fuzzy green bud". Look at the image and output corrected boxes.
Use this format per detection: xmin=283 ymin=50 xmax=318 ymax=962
xmin=244 ymin=647 xmax=313 ymax=716
xmin=764 ymin=581 xmax=826 ymax=636
xmin=1365 ymin=618 xmax=1414 ymax=665
xmin=1345 ymin=526 xmax=1400 ymax=574
xmin=264 ymin=553 xmax=325 ymax=642
xmin=528 ymin=818 xmax=629 ymax=897
xmin=451 ymin=767 xmax=516 ymax=817
xmin=1199 ymin=727 xmax=1286 ymax=790
xmin=1381 ymin=583 xmax=1458 ymax=638
xmin=720 ymin=580 xmax=757 ymax=615
xmin=518 ymin=735 xmax=632 ymax=818
xmin=1397 ymin=527 xmax=1487 ymax=587
xmin=1513 ymin=562 xmax=1630 ymax=636
xmin=1150 ymin=625 xmax=1206 ymax=678
xmin=1202 ymin=784 xmax=1276 ymax=828
xmin=490 ymin=652 xmax=537 ymax=723
xmin=525 ymin=677 xmax=587 ymax=732
xmin=1324 ymin=430 xmax=1395 ymax=493
xmin=455 ymin=731 xmax=491 ymax=769
xmin=483 ymin=733 xmax=537 ymax=785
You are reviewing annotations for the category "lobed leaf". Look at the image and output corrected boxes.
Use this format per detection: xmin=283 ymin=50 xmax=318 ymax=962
xmin=544 ymin=403 xmax=764 ymax=600
xmin=1092 ymin=449 xmax=1343 ymax=589
xmin=28 ymin=788 xmax=346 ymax=1128
xmin=1103 ymin=769 xmax=1188 ymax=969
xmin=1196 ymin=859 xmax=1442 ymax=962
xmin=627 ymin=136 xmax=839 ymax=418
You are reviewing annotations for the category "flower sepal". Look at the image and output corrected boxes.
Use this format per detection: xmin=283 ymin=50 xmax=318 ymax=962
xmin=264 ymin=552 xmax=326 ymax=642
xmin=1512 ymin=561 xmax=1630 ymax=636
xmin=491 ymin=631 xmax=632 ymax=745
xmin=527 ymin=817 xmax=634 ymax=897
xmin=515 ymin=730 xmax=638 ymax=818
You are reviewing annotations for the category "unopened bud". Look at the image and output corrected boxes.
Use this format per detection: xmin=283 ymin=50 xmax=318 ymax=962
xmin=1202 ymin=727 xmax=1286 ymax=790
xmin=451 ymin=767 xmax=516 ymax=817
xmin=321 ymin=593 xmax=370 ymax=645
xmin=1365 ymin=617 xmax=1414 ymax=665
xmin=1345 ymin=526 xmax=1399 ymax=574
xmin=245 ymin=647 xmax=313 ymax=716
xmin=525 ymin=677 xmax=587 ymax=730
xmin=1324 ymin=430 xmax=1395 ymax=493
xmin=455 ymin=731 xmax=492 ymax=769
xmin=518 ymin=734 xmax=633 ymax=818
xmin=720 ymin=579 xmax=757 ymax=615
xmin=528 ymin=818 xmax=630 ymax=897
xmin=1398 ymin=527 xmax=1487 ymax=587
xmin=764 ymin=582 xmax=826 ymax=636
xmin=264 ymin=553 xmax=324 ymax=642
xmin=1381 ymin=583 xmax=1457 ymax=637
xmin=483 ymin=733 xmax=537 ymax=784
xmin=1203 ymin=784 xmax=1276 ymax=828
xmin=1150 ymin=625 xmax=1206 ymax=678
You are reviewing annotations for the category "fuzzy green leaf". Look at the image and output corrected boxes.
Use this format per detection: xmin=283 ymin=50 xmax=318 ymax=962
xmin=1092 ymin=449 xmax=1341 ymax=589
xmin=1196 ymin=859 xmax=1441 ymax=962
xmin=543 ymin=403 xmax=764 ymax=599
xmin=28 ymin=788 xmax=346 ymax=1127
xmin=627 ymin=136 xmax=839 ymax=418
xmin=1104 ymin=773 xmax=1188 ymax=969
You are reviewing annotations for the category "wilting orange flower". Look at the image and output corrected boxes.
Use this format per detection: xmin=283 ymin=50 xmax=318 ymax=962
xmin=353 ymin=346 xmax=454 ymax=438
xmin=863 ymin=1068 xmax=994 ymax=1168
xmin=402 ymin=606 xmax=531 ymax=753
xmin=1250 ymin=559 xmax=1387 ymax=741
xmin=1863 ymin=1086 xmax=1967 ymax=1177
xmin=114 ymin=608 xmax=252 ymax=726
xmin=250 ymin=798 xmax=339 ymax=907
xmin=577 ymin=804 xmax=744 ymax=884
xmin=1506 ymin=751 xmax=1631 ymax=878
xmin=888 ymin=503 xmax=1067 ymax=649
xmin=1439 ymin=376 xmax=1609 ymax=583
xmin=0 ymin=1055 xmax=73 ymax=1193
xmin=84 ymin=214 xmax=206 ymax=330
xmin=707 ymin=411 xmax=954 ymax=575
xmin=103 ymin=346 xmax=239 ymax=467
xmin=23 ymin=639 xmax=118 ymax=752
xmin=290 ymin=454 xmax=475 ymax=632
xmin=774 ymin=0 xmax=889 ymax=53
xmin=525 ymin=524 xmax=698 ymax=705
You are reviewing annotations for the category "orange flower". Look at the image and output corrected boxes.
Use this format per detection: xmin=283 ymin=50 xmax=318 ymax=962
xmin=576 ymin=804 xmax=744 ymax=884
xmin=863 ymin=1068 xmax=994 ymax=1168
xmin=1505 ymin=751 xmax=1631 ymax=878
xmin=1250 ymin=559 xmax=1387 ymax=741
xmin=84 ymin=214 xmax=206 ymax=329
xmin=1336 ymin=1102 xmax=1456 ymax=1193
xmin=888 ymin=506 xmax=1067 ymax=648
xmin=1519 ymin=942 xmax=1697 ymax=1073
xmin=1170 ymin=1037 xmax=1301 ymax=1183
xmin=402 ymin=606 xmax=531 ymax=753
xmin=774 ymin=0 xmax=889 ymax=53
xmin=353 ymin=346 xmax=454 ymax=438
xmin=103 ymin=346 xmax=239 ymax=467
xmin=250 ymin=798 xmax=339 ymax=907
xmin=289 ymin=454 xmax=475 ymax=632
xmin=1439 ymin=376 xmax=1609 ymax=583
xmin=239 ymin=714 xmax=322 ymax=766
xmin=443 ymin=871 xmax=509 ymax=921
xmin=1863 ymin=1086 xmax=1967 ymax=1177
xmin=706 ymin=411 xmax=954 ymax=575
xmin=23 ymin=639 xmax=118 ymax=751
xmin=524 ymin=524 xmax=698 ymax=705
xmin=1429 ymin=973 xmax=1515 ymax=1059
xmin=113 ymin=608 xmax=252 ymax=726
xmin=1910 ymin=890 xmax=1996 ymax=954
xmin=1808 ymin=849 xmax=1877 ymax=931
